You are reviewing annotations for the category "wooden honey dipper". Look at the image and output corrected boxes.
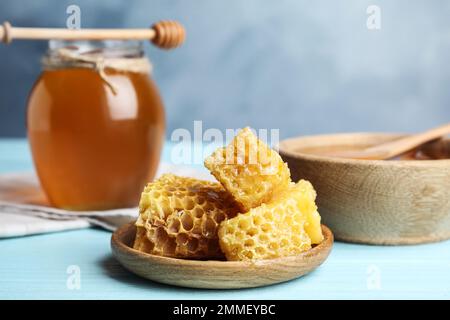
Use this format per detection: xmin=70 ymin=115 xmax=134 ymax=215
xmin=0 ymin=20 xmax=185 ymax=49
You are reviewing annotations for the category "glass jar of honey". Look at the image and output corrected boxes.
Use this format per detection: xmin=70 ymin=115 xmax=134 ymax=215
xmin=27 ymin=40 xmax=165 ymax=210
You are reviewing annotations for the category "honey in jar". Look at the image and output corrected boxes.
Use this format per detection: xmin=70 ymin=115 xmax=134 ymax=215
xmin=27 ymin=40 xmax=165 ymax=210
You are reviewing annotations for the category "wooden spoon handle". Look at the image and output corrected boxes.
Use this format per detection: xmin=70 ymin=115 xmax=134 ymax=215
xmin=0 ymin=20 xmax=185 ymax=49
xmin=364 ymin=123 xmax=450 ymax=159
xmin=330 ymin=123 xmax=450 ymax=160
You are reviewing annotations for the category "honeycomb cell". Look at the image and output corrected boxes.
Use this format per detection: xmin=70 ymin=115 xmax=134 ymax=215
xmin=218 ymin=180 xmax=324 ymax=261
xmin=133 ymin=174 xmax=240 ymax=259
xmin=204 ymin=127 xmax=291 ymax=211
xmin=133 ymin=226 xmax=154 ymax=253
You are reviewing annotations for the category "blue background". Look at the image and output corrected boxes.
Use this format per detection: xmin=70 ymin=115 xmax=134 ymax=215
xmin=0 ymin=0 xmax=449 ymax=138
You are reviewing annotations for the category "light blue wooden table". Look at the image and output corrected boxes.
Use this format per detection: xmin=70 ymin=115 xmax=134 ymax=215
xmin=0 ymin=139 xmax=449 ymax=300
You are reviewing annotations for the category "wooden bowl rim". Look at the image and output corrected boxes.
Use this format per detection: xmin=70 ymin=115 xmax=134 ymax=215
xmin=111 ymin=222 xmax=334 ymax=267
xmin=279 ymin=132 xmax=450 ymax=167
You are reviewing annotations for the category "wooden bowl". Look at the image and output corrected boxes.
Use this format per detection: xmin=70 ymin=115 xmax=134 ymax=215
xmin=280 ymin=133 xmax=450 ymax=245
xmin=111 ymin=223 xmax=333 ymax=289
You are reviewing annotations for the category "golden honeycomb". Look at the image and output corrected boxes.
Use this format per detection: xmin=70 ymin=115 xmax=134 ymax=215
xmin=133 ymin=174 xmax=240 ymax=259
xmin=204 ymin=127 xmax=291 ymax=212
xmin=133 ymin=226 xmax=154 ymax=253
xmin=218 ymin=180 xmax=324 ymax=261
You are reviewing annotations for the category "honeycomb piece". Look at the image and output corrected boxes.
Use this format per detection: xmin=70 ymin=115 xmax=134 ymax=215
xmin=204 ymin=127 xmax=291 ymax=212
xmin=218 ymin=180 xmax=324 ymax=261
xmin=133 ymin=174 xmax=240 ymax=259
xmin=133 ymin=226 xmax=154 ymax=253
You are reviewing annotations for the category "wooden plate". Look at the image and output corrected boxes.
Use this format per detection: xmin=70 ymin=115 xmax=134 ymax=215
xmin=110 ymin=222 xmax=333 ymax=289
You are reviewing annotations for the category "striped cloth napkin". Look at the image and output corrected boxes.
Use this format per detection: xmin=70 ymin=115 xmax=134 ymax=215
xmin=0 ymin=163 xmax=211 ymax=238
